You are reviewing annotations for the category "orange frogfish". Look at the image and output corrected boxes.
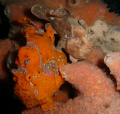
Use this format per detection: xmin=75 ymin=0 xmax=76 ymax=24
xmin=12 ymin=17 xmax=67 ymax=111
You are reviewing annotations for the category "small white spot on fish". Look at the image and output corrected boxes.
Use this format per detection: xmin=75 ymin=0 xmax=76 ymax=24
xmin=80 ymin=27 xmax=84 ymax=30
xmin=74 ymin=19 xmax=78 ymax=23
xmin=58 ymin=59 xmax=61 ymax=61
xmin=59 ymin=55 xmax=61 ymax=57
xmin=37 ymin=29 xmax=44 ymax=35
xmin=30 ymin=82 xmax=34 ymax=88
xmin=50 ymin=17 xmax=55 ymax=20
xmin=24 ymin=59 xmax=30 ymax=65
xmin=34 ymin=89 xmax=38 ymax=97
xmin=65 ymin=34 xmax=70 ymax=39
xmin=32 ymin=76 xmax=35 ymax=79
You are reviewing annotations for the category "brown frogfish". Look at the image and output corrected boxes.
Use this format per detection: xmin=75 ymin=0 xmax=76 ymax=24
xmin=12 ymin=17 xmax=67 ymax=111
xmin=31 ymin=1 xmax=94 ymax=60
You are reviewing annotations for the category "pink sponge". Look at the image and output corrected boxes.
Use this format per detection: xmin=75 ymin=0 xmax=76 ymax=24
xmin=104 ymin=52 xmax=120 ymax=90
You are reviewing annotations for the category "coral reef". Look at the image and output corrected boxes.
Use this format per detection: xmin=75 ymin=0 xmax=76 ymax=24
xmin=12 ymin=20 xmax=67 ymax=111
xmin=1 ymin=0 xmax=120 ymax=114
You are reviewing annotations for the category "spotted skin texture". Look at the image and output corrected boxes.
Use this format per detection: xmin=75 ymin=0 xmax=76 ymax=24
xmin=31 ymin=2 xmax=94 ymax=60
xmin=12 ymin=20 xmax=67 ymax=111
